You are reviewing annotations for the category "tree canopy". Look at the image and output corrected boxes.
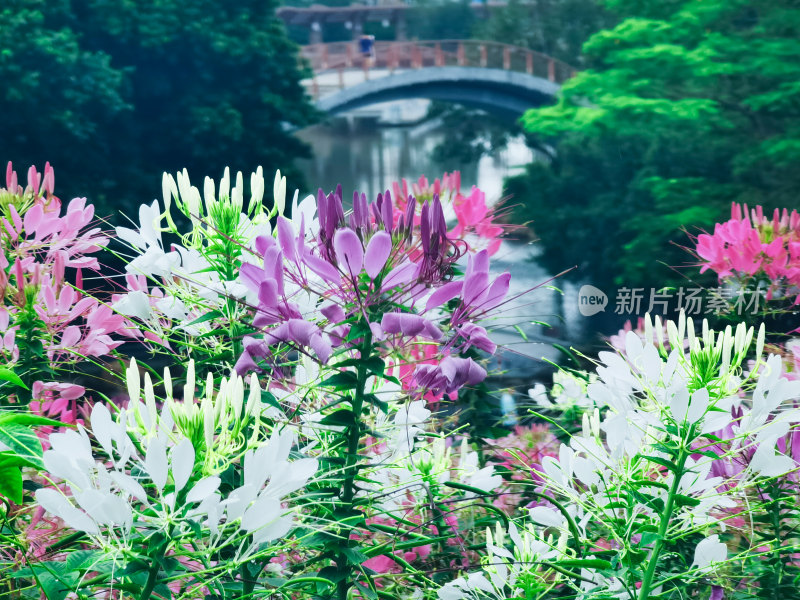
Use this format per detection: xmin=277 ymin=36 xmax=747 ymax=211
xmin=1 ymin=0 xmax=316 ymax=213
xmin=513 ymin=0 xmax=800 ymax=290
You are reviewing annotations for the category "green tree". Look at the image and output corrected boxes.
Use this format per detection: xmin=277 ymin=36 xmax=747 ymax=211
xmin=475 ymin=0 xmax=611 ymax=65
xmin=514 ymin=0 xmax=800 ymax=290
xmin=2 ymin=0 xmax=316 ymax=213
xmin=0 ymin=0 xmax=128 ymax=202
xmin=408 ymin=0 xmax=477 ymax=41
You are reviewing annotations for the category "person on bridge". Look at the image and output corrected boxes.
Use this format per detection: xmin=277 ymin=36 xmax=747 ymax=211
xmin=359 ymin=34 xmax=376 ymax=68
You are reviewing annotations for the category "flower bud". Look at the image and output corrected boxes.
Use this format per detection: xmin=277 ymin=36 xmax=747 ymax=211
xmin=755 ymin=323 xmax=765 ymax=360
xmin=233 ymin=171 xmax=244 ymax=213
xmin=177 ymin=169 xmax=192 ymax=210
xmin=231 ymin=375 xmax=244 ymax=420
xmin=203 ymin=395 xmax=214 ymax=452
xmin=220 ymin=167 xmax=231 ymax=200
xmin=127 ymin=358 xmax=140 ymax=403
xmin=204 ymin=176 xmax=216 ymax=215
xmin=164 ymin=366 xmax=173 ymax=400
xmin=144 ymin=373 xmax=159 ymax=434
xmin=654 ymin=315 xmax=665 ymax=351
xmin=187 ymin=186 xmax=202 ymax=225
xmin=250 ymin=166 xmax=265 ymax=209
xmin=42 ymin=162 xmax=54 ymax=196
xmin=246 ymin=373 xmax=260 ymax=418
xmin=666 ymin=320 xmax=679 ymax=352
xmin=184 ymin=359 xmax=196 ymax=403
xmin=274 ymin=170 xmax=286 ymax=215
xmin=162 ymin=172 xmax=177 ymax=213
xmin=206 ymin=372 xmax=217 ymax=418
xmin=644 ymin=313 xmax=653 ymax=346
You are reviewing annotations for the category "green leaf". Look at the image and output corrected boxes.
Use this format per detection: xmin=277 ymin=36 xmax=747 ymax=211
xmin=66 ymin=550 xmax=103 ymax=572
xmin=260 ymin=390 xmax=282 ymax=411
xmin=0 ymin=368 xmax=28 ymax=389
xmin=354 ymin=582 xmax=378 ymax=600
xmin=0 ymin=450 xmax=42 ymax=470
xmin=363 ymin=394 xmax=389 ymax=413
xmin=320 ymin=372 xmax=359 ymax=390
xmin=32 ymin=562 xmax=78 ymax=600
xmin=0 ymin=423 xmax=45 ymax=468
xmin=674 ymin=494 xmax=701 ymax=507
xmin=637 ymin=532 xmax=662 ymax=547
xmin=345 ymin=322 xmax=371 ymax=342
xmin=640 ymin=455 xmax=680 ymax=473
xmin=316 ymin=566 xmax=345 ymax=583
xmin=186 ymin=309 xmax=224 ymax=327
xmin=319 ymin=410 xmax=355 ymax=427
xmin=554 ymin=558 xmax=613 ymax=570
xmin=334 ymin=357 xmax=384 ymax=377
xmin=630 ymin=479 xmax=670 ymax=491
xmin=0 ymin=463 xmax=23 ymax=503
xmin=0 ymin=413 xmax=64 ymax=428
xmin=444 ymin=481 xmax=492 ymax=496
xmin=342 ymin=547 xmax=369 ymax=565
xmin=693 ymin=449 xmax=722 ymax=460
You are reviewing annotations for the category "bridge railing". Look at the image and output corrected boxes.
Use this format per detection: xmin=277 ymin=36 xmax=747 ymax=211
xmin=300 ymin=40 xmax=576 ymax=99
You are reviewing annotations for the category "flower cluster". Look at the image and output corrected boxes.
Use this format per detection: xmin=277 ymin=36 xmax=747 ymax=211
xmin=9 ymin=162 xmax=800 ymax=600
xmin=34 ymin=358 xmax=317 ymax=596
xmin=697 ymin=203 xmax=800 ymax=301
xmin=234 ymin=181 xmax=510 ymax=400
xmin=443 ymin=313 xmax=800 ymax=600
xmin=0 ymin=162 xmax=131 ymax=420
xmin=112 ymin=167 xmax=288 ymax=359
xmin=392 ymin=172 xmax=508 ymax=256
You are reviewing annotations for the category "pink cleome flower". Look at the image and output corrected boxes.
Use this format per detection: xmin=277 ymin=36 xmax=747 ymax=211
xmin=1 ymin=162 xmax=136 ymax=421
xmin=392 ymin=172 xmax=512 ymax=256
xmin=696 ymin=203 xmax=800 ymax=302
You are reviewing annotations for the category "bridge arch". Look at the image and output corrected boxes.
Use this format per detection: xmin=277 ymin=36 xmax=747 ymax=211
xmin=316 ymin=66 xmax=560 ymax=117
xmin=301 ymin=41 xmax=574 ymax=117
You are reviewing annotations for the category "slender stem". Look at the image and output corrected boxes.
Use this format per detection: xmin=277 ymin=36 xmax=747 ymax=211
xmin=336 ymin=327 xmax=373 ymax=600
xmin=768 ymin=483 xmax=785 ymax=600
xmin=139 ymin=561 xmax=161 ymax=600
xmin=241 ymin=563 xmax=256 ymax=598
xmin=139 ymin=537 xmax=170 ymax=600
xmin=637 ymin=448 xmax=689 ymax=600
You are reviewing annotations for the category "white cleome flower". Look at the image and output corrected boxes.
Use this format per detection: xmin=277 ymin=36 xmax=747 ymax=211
xmin=36 ymin=362 xmax=317 ymax=556
xmin=692 ymin=535 xmax=727 ymax=571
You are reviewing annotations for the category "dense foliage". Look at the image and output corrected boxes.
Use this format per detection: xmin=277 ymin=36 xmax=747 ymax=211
xmin=514 ymin=0 xmax=800 ymax=290
xmin=1 ymin=0 xmax=315 ymax=213
xmin=475 ymin=0 xmax=611 ymax=66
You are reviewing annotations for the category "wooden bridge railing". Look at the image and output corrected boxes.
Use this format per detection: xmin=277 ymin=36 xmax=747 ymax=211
xmin=300 ymin=40 xmax=576 ymax=100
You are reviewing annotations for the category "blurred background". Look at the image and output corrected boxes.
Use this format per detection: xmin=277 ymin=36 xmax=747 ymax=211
xmin=3 ymin=0 xmax=798 ymax=376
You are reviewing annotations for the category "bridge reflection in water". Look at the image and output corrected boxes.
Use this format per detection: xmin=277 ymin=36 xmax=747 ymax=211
xmin=300 ymin=40 xmax=576 ymax=117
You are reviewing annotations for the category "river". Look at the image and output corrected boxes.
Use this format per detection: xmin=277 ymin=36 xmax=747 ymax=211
xmin=296 ymin=101 xmax=592 ymax=387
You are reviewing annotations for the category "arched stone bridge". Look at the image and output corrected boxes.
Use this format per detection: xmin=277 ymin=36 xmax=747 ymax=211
xmin=300 ymin=40 xmax=575 ymax=117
